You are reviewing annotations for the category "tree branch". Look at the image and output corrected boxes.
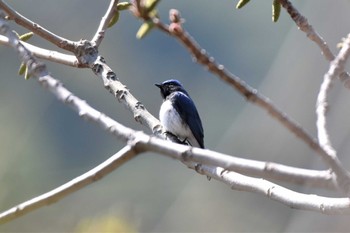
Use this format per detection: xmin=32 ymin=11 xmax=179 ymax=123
xmin=1 ymin=2 xmax=350 ymax=223
xmin=0 ymin=35 xmax=84 ymax=67
xmin=194 ymin=164 xmax=350 ymax=215
xmin=278 ymin=0 xmax=350 ymax=83
xmin=0 ymin=0 xmax=164 ymax=136
xmin=316 ymin=33 xmax=350 ymax=193
xmin=0 ymin=146 xmax=137 ymax=225
xmin=91 ymin=0 xmax=119 ymax=47
xmin=133 ymin=8 xmax=350 ymax=195
xmin=90 ymin=54 xmax=163 ymax=135
xmin=0 ymin=0 xmax=77 ymax=52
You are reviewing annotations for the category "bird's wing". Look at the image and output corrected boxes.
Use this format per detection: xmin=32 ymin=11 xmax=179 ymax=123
xmin=171 ymin=92 xmax=204 ymax=148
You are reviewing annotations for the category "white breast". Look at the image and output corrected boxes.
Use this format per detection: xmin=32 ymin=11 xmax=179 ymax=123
xmin=159 ymin=100 xmax=199 ymax=147
xmin=159 ymin=100 xmax=182 ymax=134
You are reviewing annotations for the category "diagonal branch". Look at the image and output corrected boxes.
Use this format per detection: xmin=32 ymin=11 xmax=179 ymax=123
xmin=278 ymin=0 xmax=350 ymax=82
xmin=0 ymin=0 xmax=164 ymax=136
xmin=0 ymin=146 xmax=137 ymax=225
xmin=91 ymin=0 xmax=119 ymax=47
xmin=0 ymin=0 xmax=76 ymax=52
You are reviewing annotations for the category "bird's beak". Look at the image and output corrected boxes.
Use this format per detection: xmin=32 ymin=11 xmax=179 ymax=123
xmin=155 ymin=83 xmax=162 ymax=88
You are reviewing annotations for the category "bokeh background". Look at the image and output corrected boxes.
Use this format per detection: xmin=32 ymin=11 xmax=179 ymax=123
xmin=1 ymin=0 xmax=350 ymax=232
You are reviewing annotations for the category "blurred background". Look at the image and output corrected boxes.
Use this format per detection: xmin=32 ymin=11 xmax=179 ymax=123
xmin=1 ymin=0 xmax=350 ymax=232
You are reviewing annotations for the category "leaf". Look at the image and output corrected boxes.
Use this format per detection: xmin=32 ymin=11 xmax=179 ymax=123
xmin=24 ymin=66 xmax=31 ymax=80
xmin=236 ymin=0 xmax=250 ymax=9
xmin=19 ymin=32 xmax=34 ymax=41
xmin=18 ymin=62 xmax=26 ymax=76
xmin=117 ymin=2 xmax=132 ymax=11
xmin=145 ymin=0 xmax=161 ymax=13
xmin=272 ymin=0 xmax=281 ymax=22
xmin=136 ymin=21 xmax=154 ymax=39
xmin=108 ymin=11 xmax=120 ymax=28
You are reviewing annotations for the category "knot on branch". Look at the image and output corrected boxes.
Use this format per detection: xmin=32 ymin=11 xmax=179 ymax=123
xmin=152 ymin=124 xmax=164 ymax=137
xmin=74 ymin=40 xmax=98 ymax=66
xmin=27 ymin=59 xmax=47 ymax=77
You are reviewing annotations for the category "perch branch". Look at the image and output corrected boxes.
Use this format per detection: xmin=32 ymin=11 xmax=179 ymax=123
xmin=134 ymin=9 xmax=350 ymax=195
xmin=2 ymin=2 xmax=350 ymax=223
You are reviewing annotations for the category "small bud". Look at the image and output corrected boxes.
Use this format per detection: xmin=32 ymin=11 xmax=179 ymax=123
xmin=169 ymin=23 xmax=183 ymax=34
xmin=136 ymin=21 xmax=154 ymax=39
xmin=117 ymin=2 xmax=132 ymax=11
xmin=19 ymin=32 xmax=34 ymax=41
xmin=169 ymin=9 xmax=181 ymax=23
xmin=18 ymin=63 xmax=26 ymax=76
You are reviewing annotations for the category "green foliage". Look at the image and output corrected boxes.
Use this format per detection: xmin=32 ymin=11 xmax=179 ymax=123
xmin=144 ymin=0 xmax=161 ymax=14
xmin=235 ymin=0 xmax=282 ymax=22
xmin=135 ymin=0 xmax=160 ymax=39
xmin=108 ymin=11 xmax=120 ymax=28
xmin=272 ymin=0 xmax=281 ymax=22
xmin=117 ymin=2 xmax=132 ymax=11
xmin=108 ymin=2 xmax=133 ymax=29
xmin=17 ymin=32 xmax=34 ymax=79
xmin=18 ymin=62 xmax=26 ymax=76
xmin=19 ymin=32 xmax=34 ymax=41
xmin=236 ymin=0 xmax=250 ymax=9
xmin=136 ymin=21 xmax=154 ymax=39
xmin=24 ymin=65 xmax=31 ymax=80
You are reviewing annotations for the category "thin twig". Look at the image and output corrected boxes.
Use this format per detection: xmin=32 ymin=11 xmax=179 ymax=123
xmin=278 ymin=0 xmax=350 ymax=82
xmin=0 ymin=146 xmax=137 ymax=224
xmin=0 ymin=35 xmax=83 ymax=67
xmin=0 ymin=0 xmax=76 ymax=52
xmin=91 ymin=0 xmax=119 ymax=47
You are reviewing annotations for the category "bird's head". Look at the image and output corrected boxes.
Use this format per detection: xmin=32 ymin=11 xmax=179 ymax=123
xmin=155 ymin=79 xmax=188 ymax=99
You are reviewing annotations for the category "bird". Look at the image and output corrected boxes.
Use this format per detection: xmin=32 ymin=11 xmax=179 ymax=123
xmin=155 ymin=79 xmax=204 ymax=148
